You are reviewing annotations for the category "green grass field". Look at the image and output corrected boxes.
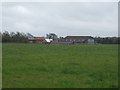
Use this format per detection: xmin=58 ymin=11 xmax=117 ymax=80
xmin=2 ymin=43 xmax=118 ymax=88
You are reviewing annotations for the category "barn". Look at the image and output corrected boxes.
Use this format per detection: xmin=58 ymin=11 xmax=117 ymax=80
xmin=28 ymin=37 xmax=45 ymax=43
xmin=59 ymin=36 xmax=95 ymax=44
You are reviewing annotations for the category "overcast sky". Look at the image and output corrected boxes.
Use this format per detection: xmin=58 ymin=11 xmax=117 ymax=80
xmin=1 ymin=2 xmax=118 ymax=37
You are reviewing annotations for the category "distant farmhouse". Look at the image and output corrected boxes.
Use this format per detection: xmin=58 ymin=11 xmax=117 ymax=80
xmin=28 ymin=35 xmax=44 ymax=43
xmin=27 ymin=33 xmax=95 ymax=44
xmin=58 ymin=36 xmax=94 ymax=44
xmin=28 ymin=33 xmax=53 ymax=43
xmin=28 ymin=37 xmax=52 ymax=43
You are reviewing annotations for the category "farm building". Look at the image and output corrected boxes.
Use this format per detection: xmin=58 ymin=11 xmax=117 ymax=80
xmin=59 ymin=36 xmax=95 ymax=44
xmin=27 ymin=33 xmax=95 ymax=44
xmin=28 ymin=36 xmax=53 ymax=44
xmin=34 ymin=37 xmax=45 ymax=43
xmin=27 ymin=33 xmax=56 ymax=43
xmin=51 ymin=42 xmax=73 ymax=45
xmin=28 ymin=37 xmax=45 ymax=43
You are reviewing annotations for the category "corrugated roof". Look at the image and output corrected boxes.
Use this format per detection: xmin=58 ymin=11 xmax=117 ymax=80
xmin=65 ymin=36 xmax=93 ymax=39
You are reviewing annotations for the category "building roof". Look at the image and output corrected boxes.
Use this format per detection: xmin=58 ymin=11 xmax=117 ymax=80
xmin=34 ymin=37 xmax=45 ymax=40
xmin=28 ymin=37 xmax=35 ymax=40
xmin=65 ymin=36 xmax=93 ymax=39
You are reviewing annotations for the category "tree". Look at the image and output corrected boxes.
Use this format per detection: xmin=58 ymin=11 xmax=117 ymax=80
xmin=46 ymin=33 xmax=58 ymax=40
xmin=2 ymin=31 xmax=29 ymax=43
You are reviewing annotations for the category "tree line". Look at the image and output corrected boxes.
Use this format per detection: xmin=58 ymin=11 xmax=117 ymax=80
xmin=94 ymin=37 xmax=120 ymax=44
xmin=1 ymin=31 xmax=31 ymax=43
xmin=0 ymin=31 xmax=120 ymax=44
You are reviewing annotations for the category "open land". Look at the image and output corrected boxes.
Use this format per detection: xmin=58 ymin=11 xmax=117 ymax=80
xmin=2 ymin=43 xmax=118 ymax=88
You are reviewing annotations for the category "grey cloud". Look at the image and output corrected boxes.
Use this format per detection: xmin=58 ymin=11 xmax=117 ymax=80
xmin=2 ymin=2 xmax=118 ymax=37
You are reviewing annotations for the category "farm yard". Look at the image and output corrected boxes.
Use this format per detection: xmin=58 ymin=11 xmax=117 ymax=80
xmin=2 ymin=43 xmax=118 ymax=88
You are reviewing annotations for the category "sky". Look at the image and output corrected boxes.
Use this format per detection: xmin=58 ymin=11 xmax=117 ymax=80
xmin=1 ymin=2 xmax=118 ymax=37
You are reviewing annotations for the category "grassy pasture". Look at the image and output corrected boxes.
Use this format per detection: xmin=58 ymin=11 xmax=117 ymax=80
xmin=2 ymin=43 xmax=118 ymax=88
